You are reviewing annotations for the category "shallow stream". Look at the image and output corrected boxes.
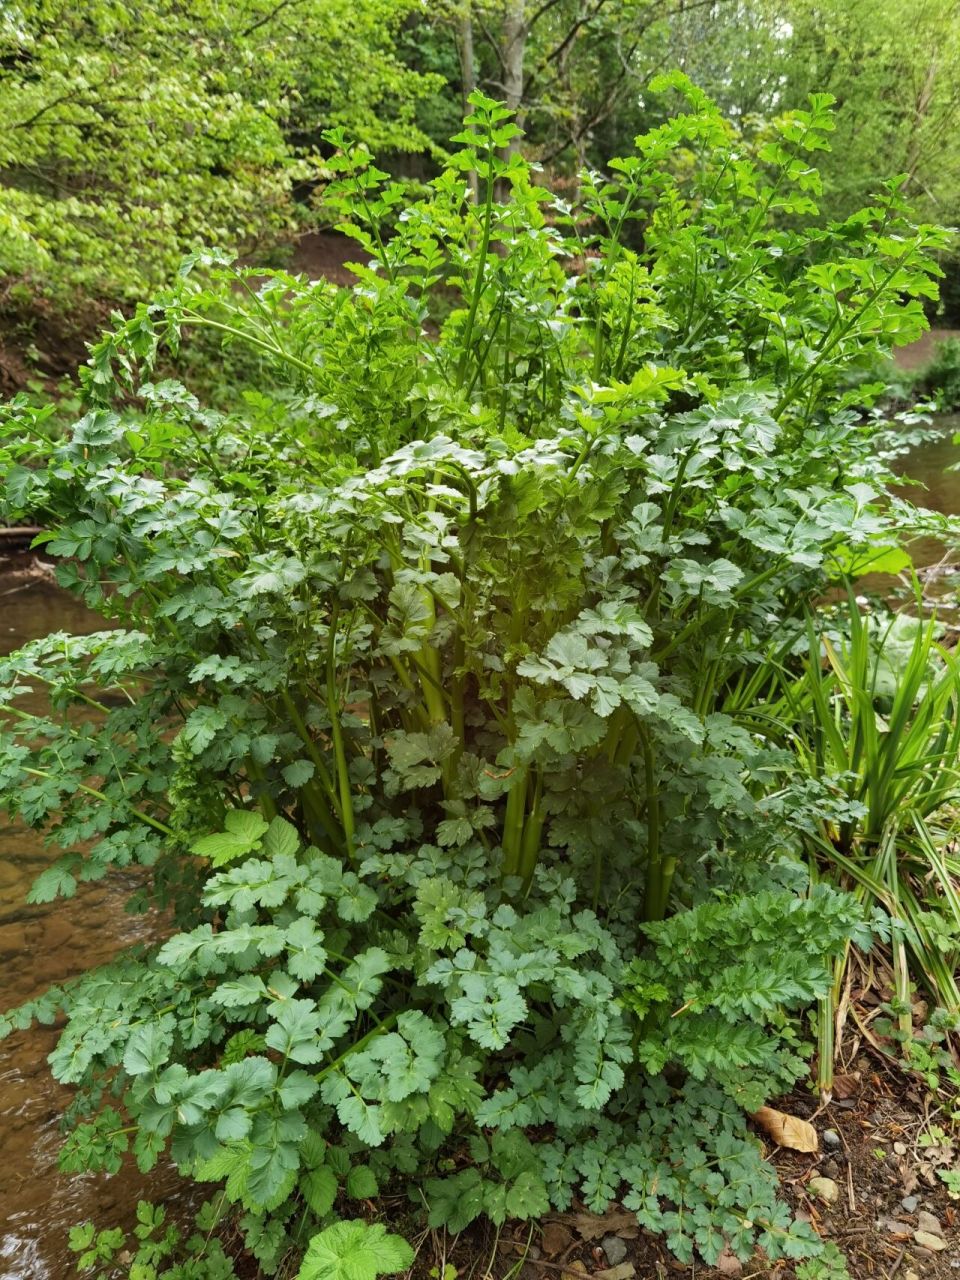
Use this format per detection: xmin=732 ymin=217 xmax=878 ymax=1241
xmin=0 ymin=574 xmax=183 ymax=1279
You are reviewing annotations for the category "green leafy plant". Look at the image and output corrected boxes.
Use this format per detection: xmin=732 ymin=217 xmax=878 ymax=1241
xmin=913 ymin=337 xmax=960 ymax=410
xmin=763 ymin=593 xmax=960 ymax=1085
xmin=0 ymin=0 xmax=440 ymax=314
xmin=295 ymin=1221 xmax=414 ymax=1280
xmin=69 ymin=1198 xmax=239 ymax=1279
xmin=0 ymin=79 xmax=952 ymax=1274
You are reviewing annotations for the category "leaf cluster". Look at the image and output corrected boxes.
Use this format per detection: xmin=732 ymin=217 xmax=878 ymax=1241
xmin=0 ymin=82 xmax=950 ymax=1275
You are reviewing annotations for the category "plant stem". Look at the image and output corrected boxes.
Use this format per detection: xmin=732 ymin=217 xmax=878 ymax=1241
xmin=457 ymin=145 xmax=496 ymax=388
xmin=326 ymin=604 xmax=356 ymax=861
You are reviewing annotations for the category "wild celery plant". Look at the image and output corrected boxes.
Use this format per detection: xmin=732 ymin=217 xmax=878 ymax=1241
xmin=0 ymin=79 xmax=952 ymax=1274
xmin=772 ymin=593 xmax=960 ymax=1086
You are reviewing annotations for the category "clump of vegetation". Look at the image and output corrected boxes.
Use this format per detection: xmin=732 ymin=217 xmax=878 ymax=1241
xmin=0 ymin=79 xmax=955 ymax=1277
xmin=739 ymin=593 xmax=960 ymax=1086
xmin=0 ymin=0 xmax=439 ymax=310
xmin=912 ymin=337 xmax=960 ymax=410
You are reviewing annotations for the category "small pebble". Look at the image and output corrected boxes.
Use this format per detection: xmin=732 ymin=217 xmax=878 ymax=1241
xmin=823 ymin=1128 xmax=841 ymax=1149
xmin=808 ymin=1176 xmax=839 ymax=1204
xmin=601 ymin=1236 xmax=628 ymax=1267
xmin=901 ymin=1195 xmax=919 ymax=1213
xmin=893 ymin=1140 xmax=907 ymax=1155
xmin=821 ymin=1158 xmax=840 ymax=1180
xmin=917 ymin=1209 xmax=943 ymax=1237
xmin=914 ymin=1229 xmax=948 ymax=1252
xmin=905 ymin=1271 xmax=921 ymax=1280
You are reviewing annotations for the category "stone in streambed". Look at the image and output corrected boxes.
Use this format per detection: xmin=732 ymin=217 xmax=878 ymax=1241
xmin=916 ymin=1210 xmax=942 ymax=1236
xmin=808 ymin=1176 xmax=839 ymax=1204
xmin=913 ymin=1229 xmax=948 ymax=1252
xmin=601 ymin=1236 xmax=628 ymax=1266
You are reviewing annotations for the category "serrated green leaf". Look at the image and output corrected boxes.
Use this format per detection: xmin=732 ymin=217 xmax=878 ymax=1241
xmin=296 ymin=1221 xmax=413 ymax=1280
xmin=345 ymin=1163 xmax=379 ymax=1199
xmin=192 ymin=809 xmax=269 ymax=867
xmin=302 ymin=1165 xmax=338 ymax=1217
xmin=262 ymin=816 xmax=301 ymax=859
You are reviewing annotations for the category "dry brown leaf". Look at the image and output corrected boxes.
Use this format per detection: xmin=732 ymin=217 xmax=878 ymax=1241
xmin=750 ymin=1105 xmax=819 ymax=1153
xmin=561 ymin=1263 xmax=587 ymax=1280
xmin=715 ymin=1250 xmax=743 ymax=1277
xmin=831 ymin=1072 xmax=861 ymax=1099
xmin=594 ymin=1266 xmax=635 ymax=1280
xmin=540 ymin=1223 xmax=574 ymax=1258
xmin=566 ymin=1211 xmax=638 ymax=1241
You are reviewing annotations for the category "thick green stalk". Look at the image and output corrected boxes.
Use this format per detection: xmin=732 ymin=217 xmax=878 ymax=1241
xmin=413 ymin=639 xmax=446 ymax=727
xmin=278 ymin=687 xmax=340 ymax=812
xmin=640 ymin=732 xmax=669 ymax=921
xmin=244 ymin=755 xmax=278 ymax=821
xmin=501 ymin=768 xmax=528 ymax=880
xmin=816 ymin=990 xmax=835 ymax=1096
xmin=450 ymin=634 xmax=466 ymax=748
xmin=456 ymin=151 xmax=496 ymax=389
xmin=517 ymin=772 xmax=544 ymax=893
xmin=300 ymin=782 xmax=344 ymax=853
xmin=326 ymin=606 xmax=356 ymax=861
xmin=603 ymin=705 xmax=632 ymax=764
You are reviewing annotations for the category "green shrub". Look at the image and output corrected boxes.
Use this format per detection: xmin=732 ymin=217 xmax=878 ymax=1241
xmin=0 ymin=0 xmax=440 ymax=313
xmin=0 ymin=78 xmax=950 ymax=1275
xmin=760 ymin=593 xmax=960 ymax=1083
xmin=913 ymin=336 xmax=960 ymax=409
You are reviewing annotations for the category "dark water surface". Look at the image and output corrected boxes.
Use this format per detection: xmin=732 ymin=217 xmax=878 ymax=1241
xmin=0 ymin=568 xmax=183 ymax=1280
xmin=891 ymin=413 xmax=960 ymax=577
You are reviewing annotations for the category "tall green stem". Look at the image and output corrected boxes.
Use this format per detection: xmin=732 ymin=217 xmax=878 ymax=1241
xmin=326 ymin=605 xmax=356 ymax=861
xmin=501 ymin=768 xmax=528 ymax=879
xmin=640 ymin=731 xmax=668 ymax=921
xmin=456 ymin=155 xmax=495 ymax=388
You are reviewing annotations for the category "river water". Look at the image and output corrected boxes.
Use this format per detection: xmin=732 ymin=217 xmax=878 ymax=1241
xmin=0 ymin=570 xmax=184 ymax=1279
xmin=2 ymin=415 xmax=960 ymax=1279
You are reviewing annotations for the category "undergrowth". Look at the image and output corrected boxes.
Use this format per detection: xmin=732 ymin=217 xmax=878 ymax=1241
xmin=0 ymin=76 xmax=955 ymax=1278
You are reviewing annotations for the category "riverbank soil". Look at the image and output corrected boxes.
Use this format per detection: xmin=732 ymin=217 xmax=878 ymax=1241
xmin=894 ymin=330 xmax=960 ymax=372
xmin=407 ymin=1066 xmax=958 ymax=1280
xmin=289 ymin=230 xmax=361 ymax=285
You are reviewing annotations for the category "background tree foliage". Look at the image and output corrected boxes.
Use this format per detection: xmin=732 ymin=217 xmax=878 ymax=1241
xmin=2 ymin=0 xmax=959 ymax=327
xmin=0 ymin=0 xmax=439 ymax=306
xmin=429 ymin=0 xmax=960 ymax=227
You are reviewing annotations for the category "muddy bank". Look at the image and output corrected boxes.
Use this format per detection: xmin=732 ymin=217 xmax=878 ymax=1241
xmin=894 ymin=327 xmax=960 ymax=372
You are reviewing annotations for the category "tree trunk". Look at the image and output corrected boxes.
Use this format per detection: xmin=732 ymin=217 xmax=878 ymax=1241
xmin=905 ymin=52 xmax=939 ymax=192
xmin=497 ymin=0 xmax=527 ymax=197
xmin=457 ymin=3 xmax=480 ymax=202
xmin=502 ymin=0 xmax=526 ymax=119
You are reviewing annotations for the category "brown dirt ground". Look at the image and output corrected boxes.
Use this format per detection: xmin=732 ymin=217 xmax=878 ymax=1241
xmin=288 ymin=230 xmax=361 ymax=287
